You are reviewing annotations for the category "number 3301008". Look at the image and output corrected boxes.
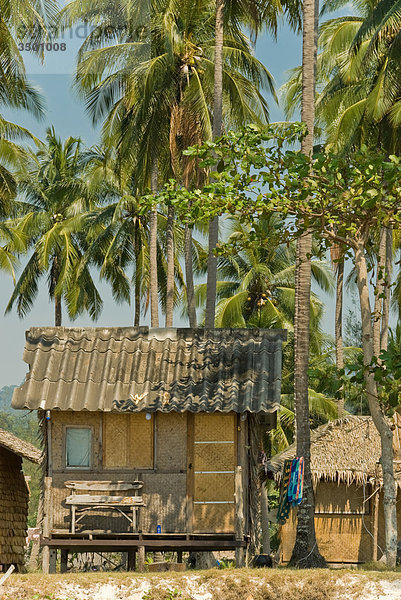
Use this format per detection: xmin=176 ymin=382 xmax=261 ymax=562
xmin=18 ymin=43 xmax=67 ymax=52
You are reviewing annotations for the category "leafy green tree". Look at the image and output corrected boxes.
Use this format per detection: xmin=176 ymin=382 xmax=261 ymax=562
xmin=6 ymin=128 xmax=102 ymax=325
xmin=205 ymin=0 xmax=302 ymax=328
xmin=168 ymin=125 xmax=401 ymax=566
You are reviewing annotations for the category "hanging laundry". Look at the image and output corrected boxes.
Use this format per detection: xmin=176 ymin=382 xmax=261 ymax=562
xmin=277 ymin=459 xmax=292 ymax=525
xmin=277 ymin=457 xmax=305 ymax=525
xmin=288 ymin=457 xmax=304 ymax=506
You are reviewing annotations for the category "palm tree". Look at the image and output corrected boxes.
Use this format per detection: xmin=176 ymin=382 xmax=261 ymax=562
xmin=0 ymin=0 xmax=57 ymax=212
xmin=284 ymin=1 xmax=400 ymax=564
xmin=205 ymin=0 xmax=303 ymax=328
xmin=6 ymin=128 xmax=102 ymax=325
xmin=289 ymin=0 xmax=326 ymax=568
xmin=59 ymin=0 xmax=275 ymax=328
xmin=202 ymin=217 xmax=334 ymax=337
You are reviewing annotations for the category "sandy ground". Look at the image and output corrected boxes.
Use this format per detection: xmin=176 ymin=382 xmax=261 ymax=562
xmin=2 ymin=570 xmax=401 ymax=600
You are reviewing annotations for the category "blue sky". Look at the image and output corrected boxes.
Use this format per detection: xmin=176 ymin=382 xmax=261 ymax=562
xmin=0 ymin=17 xmax=333 ymax=386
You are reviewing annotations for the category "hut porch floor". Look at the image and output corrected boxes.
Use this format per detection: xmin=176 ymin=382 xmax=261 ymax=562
xmin=44 ymin=531 xmax=247 ymax=552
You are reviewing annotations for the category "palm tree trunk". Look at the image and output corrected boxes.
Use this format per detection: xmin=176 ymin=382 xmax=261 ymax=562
xmin=335 ymin=257 xmax=344 ymax=416
xmin=381 ymin=227 xmax=393 ymax=352
xmin=134 ymin=221 xmax=141 ymax=327
xmin=354 ymin=239 xmax=397 ymax=567
xmin=289 ymin=0 xmax=325 ymax=568
xmin=185 ymin=223 xmax=197 ymax=328
xmin=52 ymin=255 xmax=62 ymax=326
xmin=205 ymin=0 xmax=224 ymax=328
xmin=165 ymin=205 xmax=175 ymax=328
xmin=55 ymin=296 xmax=62 ymax=326
xmin=150 ymin=161 xmax=159 ymax=328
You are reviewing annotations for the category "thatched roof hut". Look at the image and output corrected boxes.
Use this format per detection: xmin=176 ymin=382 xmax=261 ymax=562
xmin=271 ymin=415 xmax=401 ymax=564
xmin=0 ymin=428 xmax=41 ymax=569
xmin=269 ymin=415 xmax=386 ymax=487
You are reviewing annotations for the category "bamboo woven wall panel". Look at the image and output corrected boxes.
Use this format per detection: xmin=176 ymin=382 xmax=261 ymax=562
xmin=194 ymin=413 xmax=235 ymax=441
xmin=0 ymin=449 xmax=28 ymax=565
xmin=141 ymin=473 xmax=187 ymax=532
xmin=103 ymin=413 xmax=153 ymax=469
xmin=129 ymin=413 xmax=153 ymax=468
xmin=52 ymin=470 xmax=187 ymax=533
xmin=193 ymin=504 xmax=234 ymax=533
xmin=315 ymin=482 xmax=369 ymax=515
xmin=51 ymin=412 xmax=101 ymax=471
xmin=193 ymin=413 xmax=235 ymax=532
xmin=51 ymin=484 xmax=129 ymax=531
xmin=156 ymin=412 xmax=187 ymax=471
xmin=104 ymin=414 xmax=129 ymax=468
xmin=194 ymin=473 xmax=235 ymax=502
xmin=194 ymin=442 xmax=234 ymax=472
xmin=281 ymin=484 xmax=389 ymax=564
xmin=315 ymin=516 xmax=373 ymax=563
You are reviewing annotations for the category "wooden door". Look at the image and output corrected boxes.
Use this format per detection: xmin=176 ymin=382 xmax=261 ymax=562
xmin=192 ymin=413 xmax=236 ymax=533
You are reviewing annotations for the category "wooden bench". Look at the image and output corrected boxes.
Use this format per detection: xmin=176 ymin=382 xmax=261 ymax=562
xmin=65 ymin=481 xmax=145 ymax=534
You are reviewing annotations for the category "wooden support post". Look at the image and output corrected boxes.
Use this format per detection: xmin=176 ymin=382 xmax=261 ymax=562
xmin=127 ymin=550 xmax=136 ymax=571
xmin=261 ymin=485 xmax=271 ymax=555
xmin=235 ymin=466 xmax=245 ymax=567
xmin=42 ymin=476 xmax=53 ymax=574
xmin=373 ymin=487 xmax=380 ymax=562
xmin=177 ymin=551 xmax=183 ymax=564
xmin=49 ymin=549 xmax=57 ymax=574
xmin=60 ymin=549 xmax=68 ymax=573
xmin=138 ymin=546 xmax=145 ymax=572
xmin=237 ymin=413 xmax=249 ymax=564
xmin=186 ymin=413 xmax=195 ymax=534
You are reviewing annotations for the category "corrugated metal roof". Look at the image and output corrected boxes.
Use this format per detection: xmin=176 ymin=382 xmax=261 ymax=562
xmin=12 ymin=327 xmax=286 ymax=413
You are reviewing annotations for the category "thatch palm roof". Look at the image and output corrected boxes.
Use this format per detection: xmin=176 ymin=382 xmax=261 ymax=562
xmin=269 ymin=415 xmax=391 ymax=487
xmin=0 ymin=428 xmax=41 ymax=463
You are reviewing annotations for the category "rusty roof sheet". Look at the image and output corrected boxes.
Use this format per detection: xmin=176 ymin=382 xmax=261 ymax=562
xmin=12 ymin=327 xmax=286 ymax=413
xmin=0 ymin=428 xmax=42 ymax=463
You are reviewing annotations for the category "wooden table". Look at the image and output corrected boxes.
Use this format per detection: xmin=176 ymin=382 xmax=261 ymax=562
xmin=65 ymin=481 xmax=145 ymax=534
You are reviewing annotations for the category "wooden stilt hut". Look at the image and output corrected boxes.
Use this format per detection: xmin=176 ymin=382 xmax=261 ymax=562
xmin=269 ymin=415 xmax=401 ymax=565
xmin=0 ymin=428 xmax=41 ymax=570
xmin=12 ymin=327 xmax=287 ymax=573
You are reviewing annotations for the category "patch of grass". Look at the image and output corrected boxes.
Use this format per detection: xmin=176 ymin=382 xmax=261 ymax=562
xmin=2 ymin=568 xmax=401 ymax=600
xmin=360 ymin=562 xmax=399 ymax=572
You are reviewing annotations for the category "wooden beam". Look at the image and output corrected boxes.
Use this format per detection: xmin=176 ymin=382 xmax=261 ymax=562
xmin=41 ymin=476 xmax=53 ymax=574
xmin=235 ymin=466 xmax=245 ymax=567
xmin=237 ymin=414 xmax=249 ymax=539
xmin=127 ymin=550 xmax=136 ymax=571
xmin=60 ymin=549 xmax=68 ymax=573
xmin=49 ymin=549 xmax=57 ymax=574
xmin=373 ymin=487 xmax=380 ymax=562
xmin=186 ymin=413 xmax=195 ymax=534
xmin=41 ymin=538 xmax=246 ymax=551
xmin=137 ymin=546 xmax=145 ymax=572
xmin=260 ymin=485 xmax=270 ymax=555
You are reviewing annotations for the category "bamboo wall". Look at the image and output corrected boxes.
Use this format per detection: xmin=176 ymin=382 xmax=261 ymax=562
xmin=280 ymin=481 xmax=399 ymax=564
xmin=49 ymin=411 xmax=244 ymax=535
xmin=0 ymin=447 xmax=29 ymax=566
